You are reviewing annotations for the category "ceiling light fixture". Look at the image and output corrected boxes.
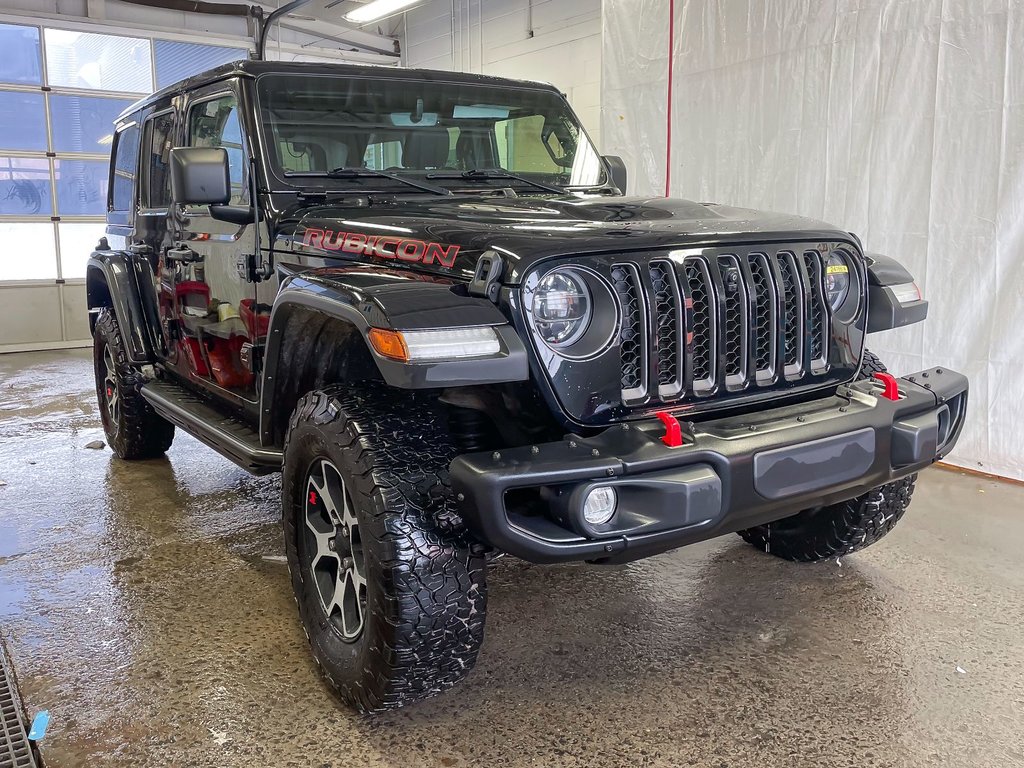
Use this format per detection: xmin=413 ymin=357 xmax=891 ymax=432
xmin=344 ymin=0 xmax=423 ymax=24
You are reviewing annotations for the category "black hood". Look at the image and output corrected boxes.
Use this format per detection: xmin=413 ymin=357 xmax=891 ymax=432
xmin=277 ymin=194 xmax=853 ymax=283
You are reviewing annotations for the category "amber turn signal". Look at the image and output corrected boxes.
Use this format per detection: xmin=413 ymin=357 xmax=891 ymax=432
xmin=367 ymin=328 xmax=409 ymax=361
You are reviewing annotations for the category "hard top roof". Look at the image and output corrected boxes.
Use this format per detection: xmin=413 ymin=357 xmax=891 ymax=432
xmin=116 ymin=59 xmax=560 ymax=124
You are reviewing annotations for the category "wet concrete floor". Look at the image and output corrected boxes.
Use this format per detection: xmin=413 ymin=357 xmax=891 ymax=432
xmin=0 ymin=349 xmax=1022 ymax=767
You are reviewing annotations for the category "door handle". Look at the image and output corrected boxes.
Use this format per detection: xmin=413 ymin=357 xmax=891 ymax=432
xmin=165 ymin=246 xmax=203 ymax=265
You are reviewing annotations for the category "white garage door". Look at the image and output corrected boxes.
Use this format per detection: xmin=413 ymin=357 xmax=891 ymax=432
xmin=0 ymin=19 xmax=245 ymax=353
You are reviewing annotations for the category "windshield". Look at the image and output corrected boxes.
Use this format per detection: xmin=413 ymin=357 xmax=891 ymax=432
xmin=256 ymin=73 xmax=605 ymax=192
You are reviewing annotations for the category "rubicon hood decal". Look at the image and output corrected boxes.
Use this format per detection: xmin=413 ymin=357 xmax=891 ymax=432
xmin=302 ymin=227 xmax=461 ymax=269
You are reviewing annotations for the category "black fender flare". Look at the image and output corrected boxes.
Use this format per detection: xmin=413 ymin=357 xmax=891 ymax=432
xmin=259 ymin=270 xmax=529 ymax=444
xmin=864 ymin=252 xmax=929 ymax=333
xmin=85 ymin=250 xmax=155 ymax=363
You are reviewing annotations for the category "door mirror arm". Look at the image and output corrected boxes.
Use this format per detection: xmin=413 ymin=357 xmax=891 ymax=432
xmin=210 ymin=204 xmax=262 ymax=226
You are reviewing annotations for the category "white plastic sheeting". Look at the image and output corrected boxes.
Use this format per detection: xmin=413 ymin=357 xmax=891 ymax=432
xmin=601 ymin=0 xmax=1024 ymax=479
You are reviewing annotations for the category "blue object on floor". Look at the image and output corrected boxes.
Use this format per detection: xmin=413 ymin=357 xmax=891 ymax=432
xmin=28 ymin=710 xmax=49 ymax=742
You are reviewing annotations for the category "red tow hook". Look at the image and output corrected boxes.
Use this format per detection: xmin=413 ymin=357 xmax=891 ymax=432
xmin=655 ymin=411 xmax=685 ymax=448
xmin=872 ymin=371 xmax=900 ymax=401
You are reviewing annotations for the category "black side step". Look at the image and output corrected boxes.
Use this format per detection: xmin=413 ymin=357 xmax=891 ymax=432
xmin=141 ymin=380 xmax=283 ymax=475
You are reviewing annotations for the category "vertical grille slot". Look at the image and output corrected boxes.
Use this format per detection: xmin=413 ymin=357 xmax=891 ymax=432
xmin=747 ymin=252 xmax=778 ymax=383
xmin=776 ymin=251 xmax=805 ymax=376
xmin=683 ymin=258 xmax=716 ymax=394
xmin=802 ymin=251 xmax=829 ymax=372
xmin=649 ymin=260 xmax=682 ymax=398
xmin=611 ymin=263 xmax=647 ymax=401
xmin=717 ymin=254 xmax=749 ymax=389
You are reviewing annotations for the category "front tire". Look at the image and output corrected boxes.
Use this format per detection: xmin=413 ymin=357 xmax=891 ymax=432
xmin=92 ymin=308 xmax=174 ymax=459
xmin=281 ymin=386 xmax=487 ymax=713
xmin=738 ymin=350 xmax=918 ymax=561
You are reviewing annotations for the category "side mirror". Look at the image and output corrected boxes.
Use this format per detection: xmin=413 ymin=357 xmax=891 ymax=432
xmin=170 ymin=146 xmax=231 ymax=206
xmin=603 ymin=155 xmax=628 ymax=194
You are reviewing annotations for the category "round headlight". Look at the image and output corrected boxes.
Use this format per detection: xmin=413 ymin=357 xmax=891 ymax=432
xmin=824 ymin=253 xmax=851 ymax=310
xmin=533 ymin=269 xmax=592 ymax=347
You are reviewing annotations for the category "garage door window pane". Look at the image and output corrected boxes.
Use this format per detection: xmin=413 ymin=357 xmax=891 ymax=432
xmin=154 ymin=41 xmax=246 ymax=89
xmin=0 ymin=157 xmax=51 ymax=215
xmin=0 ymin=91 xmax=47 ymax=151
xmin=0 ymin=222 xmax=57 ymax=280
xmin=0 ymin=24 xmax=42 ymax=85
xmin=51 ymin=95 xmax=133 ymax=154
xmin=54 ymin=159 xmax=109 ymax=216
xmin=44 ymin=29 xmax=152 ymax=93
xmin=58 ymin=221 xmax=105 ymax=279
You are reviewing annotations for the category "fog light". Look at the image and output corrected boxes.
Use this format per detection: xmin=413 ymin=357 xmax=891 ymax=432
xmin=583 ymin=486 xmax=617 ymax=526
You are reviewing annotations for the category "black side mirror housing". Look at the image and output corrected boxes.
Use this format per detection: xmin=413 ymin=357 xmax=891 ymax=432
xmin=170 ymin=146 xmax=231 ymax=206
xmin=603 ymin=155 xmax=628 ymax=194
xmin=210 ymin=204 xmax=261 ymax=225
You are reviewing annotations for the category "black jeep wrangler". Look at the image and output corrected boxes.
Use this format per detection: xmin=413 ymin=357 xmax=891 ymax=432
xmin=87 ymin=60 xmax=968 ymax=712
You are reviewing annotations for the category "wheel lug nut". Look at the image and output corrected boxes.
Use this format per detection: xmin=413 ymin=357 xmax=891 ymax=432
xmin=328 ymin=538 xmax=336 ymax=551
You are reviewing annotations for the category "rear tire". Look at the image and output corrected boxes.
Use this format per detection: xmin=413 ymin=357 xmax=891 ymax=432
xmin=737 ymin=349 xmax=918 ymax=561
xmin=281 ymin=385 xmax=487 ymax=713
xmin=93 ymin=308 xmax=174 ymax=459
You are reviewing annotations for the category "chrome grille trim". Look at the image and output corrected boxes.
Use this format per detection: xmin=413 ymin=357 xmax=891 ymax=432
xmin=802 ymin=250 xmax=830 ymax=373
xmin=776 ymin=251 xmax=805 ymax=378
xmin=611 ymin=263 xmax=648 ymax=403
xmin=649 ymin=260 xmax=683 ymax=399
xmin=747 ymin=252 xmax=779 ymax=384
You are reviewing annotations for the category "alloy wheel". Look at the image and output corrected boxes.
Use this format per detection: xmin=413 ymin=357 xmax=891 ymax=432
xmin=304 ymin=458 xmax=367 ymax=641
xmin=102 ymin=344 xmax=120 ymax=431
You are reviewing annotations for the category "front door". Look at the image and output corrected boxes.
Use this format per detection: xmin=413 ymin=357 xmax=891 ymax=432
xmin=158 ymin=83 xmax=261 ymax=406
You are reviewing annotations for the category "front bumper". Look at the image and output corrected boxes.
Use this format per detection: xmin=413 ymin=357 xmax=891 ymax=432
xmin=450 ymin=367 xmax=968 ymax=564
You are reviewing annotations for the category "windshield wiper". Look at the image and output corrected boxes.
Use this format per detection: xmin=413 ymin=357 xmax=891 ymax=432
xmin=426 ymin=168 xmax=566 ymax=195
xmin=284 ymin=167 xmax=451 ymax=196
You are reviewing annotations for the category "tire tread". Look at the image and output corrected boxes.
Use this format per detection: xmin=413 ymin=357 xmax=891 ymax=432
xmin=282 ymin=385 xmax=486 ymax=713
xmin=93 ymin=309 xmax=174 ymax=459
xmin=737 ymin=349 xmax=918 ymax=562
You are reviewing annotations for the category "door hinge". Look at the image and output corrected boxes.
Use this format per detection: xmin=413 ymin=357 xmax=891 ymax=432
xmin=237 ymin=253 xmax=272 ymax=283
xmin=468 ymin=251 xmax=505 ymax=302
xmin=240 ymin=341 xmax=263 ymax=373
xmin=165 ymin=245 xmax=202 ymax=265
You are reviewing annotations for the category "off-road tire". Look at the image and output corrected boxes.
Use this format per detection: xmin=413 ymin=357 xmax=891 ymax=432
xmin=737 ymin=350 xmax=918 ymax=561
xmin=281 ymin=385 xmax=487 ymax=713
xmin=93 ymin=308 xmax=175 ymax=459
xmin=858 ymin=349 xmax=887 ymax=379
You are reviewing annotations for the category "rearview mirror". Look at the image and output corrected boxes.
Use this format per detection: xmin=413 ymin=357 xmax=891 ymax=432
xmin=603 ymin=155 xmax=628 ymax=194
xmin=170 ymin=146 xmax=231 ymax=206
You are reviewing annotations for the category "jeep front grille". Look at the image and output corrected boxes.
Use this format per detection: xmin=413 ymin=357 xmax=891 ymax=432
xmin=612 ymin=247 xmax=833 ymax=405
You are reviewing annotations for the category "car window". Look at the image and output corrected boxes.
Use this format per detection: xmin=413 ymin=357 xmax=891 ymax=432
xmin=363 ymin=138 xmax=403 ymax=170
xmin=495 ymin=114 xmax=563 ymax=174
xmin=110 ymin=123 xmax=140 ymax=214
xmin=256 ymin=74 xmax=606 ymax=188
xmin=143 ymin=110 xmax=175 ymax=209
xmin=187 ymin=93 xmax=246 ymax=204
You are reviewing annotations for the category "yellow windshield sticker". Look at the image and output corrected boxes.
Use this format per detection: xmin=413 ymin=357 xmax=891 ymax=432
xmin=826 ymin=264 xmax=849 ymax=275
